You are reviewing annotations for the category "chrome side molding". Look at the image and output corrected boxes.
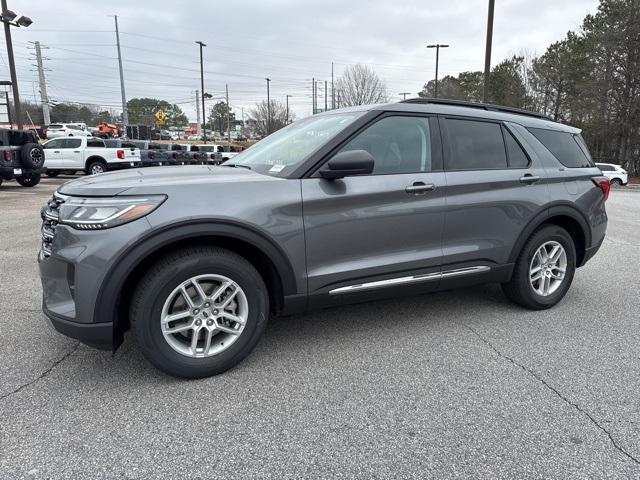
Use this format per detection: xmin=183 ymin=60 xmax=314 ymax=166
xmin=329 ymin=266 xmax=490 ymax=295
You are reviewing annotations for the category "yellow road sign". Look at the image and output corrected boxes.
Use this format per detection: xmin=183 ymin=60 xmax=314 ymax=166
xmin=155 ymin=109 xmax=167 ymax=123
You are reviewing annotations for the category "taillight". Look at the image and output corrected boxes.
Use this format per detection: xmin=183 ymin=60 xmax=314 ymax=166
xmin=592 ymin=176 xmax=610 ymax=201
xmin=117 ymin=149 xmax=125 ymax=160
xmin=3 ymin=150 xmax=11 ymax=161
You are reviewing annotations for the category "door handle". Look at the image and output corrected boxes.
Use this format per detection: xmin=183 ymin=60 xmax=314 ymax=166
xmin=519 ymin=174 xmax=540 ymax=184
xmin=405 ymin=182 xmax=436 ymax=194
xmin=73 ymin=151 xmax=80 ymax=153
xmin=53 ymin=150 xmax=60 ymax=153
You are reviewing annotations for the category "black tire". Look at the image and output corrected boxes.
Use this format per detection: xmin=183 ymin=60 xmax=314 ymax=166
xmin=20 ymin=143 xmax=45 ymax=169
xmin=502 ymin=225 xmax=576 ymax=310
xmin=130 ymin=246 xmax=269 ymax=378
xmin=16 ymin=173 xmax=41 ymax=187
xmin=611 ymin=178 xmax=623 ymax=186
xmin=86 ymin=160 xmax=107 ymax=175
xmin=46 ymin=170 xmax=60 ymax=177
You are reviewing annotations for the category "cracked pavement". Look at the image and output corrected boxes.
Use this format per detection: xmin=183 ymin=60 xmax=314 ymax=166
xmin=1 ymin=177 xmax=639 ymax=479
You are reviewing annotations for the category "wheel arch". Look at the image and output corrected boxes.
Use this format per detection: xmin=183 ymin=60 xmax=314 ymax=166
xmin=85 ymin=156 xmax=107 ymax=170
xmin=508 ymin=204 xmax=591 ymax=267
xmin=94 ymin=220 xmax=298 ymax=349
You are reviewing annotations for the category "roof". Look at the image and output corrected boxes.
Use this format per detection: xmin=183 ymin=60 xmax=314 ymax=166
xmin=319 ymin=99 xmax=580 ymax=133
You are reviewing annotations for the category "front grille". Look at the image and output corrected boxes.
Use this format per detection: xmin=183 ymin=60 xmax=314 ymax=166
xmin=41 ymin=193 xmax=66 ymax=257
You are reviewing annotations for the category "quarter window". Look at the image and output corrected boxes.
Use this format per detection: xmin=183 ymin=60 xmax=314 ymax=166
xmin=446 ymin=119 xmax=507 ymax=170
xmin=527 ymin=128 xmax=593 ymax=168
xmin=337 ymin=116 xmax=433 ymax=174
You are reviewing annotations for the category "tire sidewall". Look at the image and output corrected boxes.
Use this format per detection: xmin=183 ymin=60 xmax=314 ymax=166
xmin=134 ymin=252 xmax=268 ymax=377
xmin=88 ymin=162 xmax=106 ymax=175
xmin=521 ymin=226 xmax=576 ymax=308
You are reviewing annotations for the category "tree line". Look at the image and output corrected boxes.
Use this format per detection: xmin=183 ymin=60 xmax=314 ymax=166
xmin=418 ymin=0 xmax=640 ymax=173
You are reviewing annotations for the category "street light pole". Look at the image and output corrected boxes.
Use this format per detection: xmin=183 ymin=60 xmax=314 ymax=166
xmin=196 ymin=41 xmax=207 ymax=143
xmin=265 ymin=77 xmax=271 ymax=135
xmin=285 ymin=94 xmax=291 ymax=124
xmin=426 ymin=43 xmax=449 ymax=98
xmin=483 ymin=0 xmax=495 ymax=103
xmin=399 ymin=92 xmax=411 ymax=101
xmin=1 ymin=0 xmax=32 ymax=129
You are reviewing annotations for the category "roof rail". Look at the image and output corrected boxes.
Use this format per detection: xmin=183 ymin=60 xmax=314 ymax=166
xmin=401 ymin=97 xmax=553 ymax=121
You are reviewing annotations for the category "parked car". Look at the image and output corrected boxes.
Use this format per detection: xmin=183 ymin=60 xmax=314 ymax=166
xmin=42 ymin=136 xmax=141 ymax=175
xmin=205 ymin=144 xmax=241 ymax=161
xmin=105 ymin=139 xmax=175 ymax=167
xmin=46 ymin=123 xmax=92 ymax=139
xmin=596 ymin=162 xmax=628 ymax=186
xmin=39 ymin=99 xmax=609 ymax=378
xmin=192 ymin=144 xmax=224 ymax=165
xmin=0 ymin=128 xmax=45 ymax=187
xmin=177 ymin=144 xmax=207 ymax=165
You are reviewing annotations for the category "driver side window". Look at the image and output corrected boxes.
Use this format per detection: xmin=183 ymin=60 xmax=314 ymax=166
xmin=44 ymin=139 xmax=63 ymax=149
xmin=337 ymin=115 xmax=433 ymax=174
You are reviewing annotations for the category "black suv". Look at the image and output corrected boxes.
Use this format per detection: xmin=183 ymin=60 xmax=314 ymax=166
xmin=0 ymin=128 xmax=45 ymax=187
xmin=39 ymin=99 xmax=608 ymax=378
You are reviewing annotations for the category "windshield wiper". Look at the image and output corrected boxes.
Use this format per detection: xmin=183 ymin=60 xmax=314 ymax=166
xmin=221 ymin=163 xmax=251 ymax=170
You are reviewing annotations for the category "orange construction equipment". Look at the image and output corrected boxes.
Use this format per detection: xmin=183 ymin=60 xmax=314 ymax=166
xmin=97 ymin=121 xmax=119 ymax=137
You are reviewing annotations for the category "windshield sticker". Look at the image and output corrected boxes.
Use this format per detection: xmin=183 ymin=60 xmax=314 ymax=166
xmin=269 ymin=164 xmax=286 ymax=173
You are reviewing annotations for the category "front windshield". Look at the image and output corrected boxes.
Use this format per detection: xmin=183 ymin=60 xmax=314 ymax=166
xmin=231 ymin=112 xmax=363 ymax=176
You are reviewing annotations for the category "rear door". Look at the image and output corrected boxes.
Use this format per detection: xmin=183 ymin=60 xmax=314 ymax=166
xmin=302 ymin=113 xmax=446 ymax=301
xmin=59 ymin=138 xmax=83 ymax=168
xmin=440 ymin=116 xmax=549 ymax=269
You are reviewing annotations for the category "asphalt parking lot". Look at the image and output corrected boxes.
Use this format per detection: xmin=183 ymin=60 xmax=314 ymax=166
xmin=1 ymin=176 xmax=639 ymax=479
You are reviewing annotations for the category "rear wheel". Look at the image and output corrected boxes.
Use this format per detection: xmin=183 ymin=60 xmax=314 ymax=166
xmin=130 ymin=246 xmax=269 ymax=378
xmin=16 ymin=173 xmax=41 ymax=187
xmin=502 ymin=225 xmax=576 ymax=310
xmin=86 ymin=160 xmax=107 ymax=175
xmin=611 ymin=178 xmax=623 ymax=186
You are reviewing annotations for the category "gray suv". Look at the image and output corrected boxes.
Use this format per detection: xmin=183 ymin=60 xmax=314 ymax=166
xmin=39 ymin=99 xmax=609 ymax=378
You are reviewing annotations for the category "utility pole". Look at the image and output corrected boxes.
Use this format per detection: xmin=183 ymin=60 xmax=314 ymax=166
xmin=331 ymin=62 xmax=335 ymax=109
xmin=114 ymin=16 xmax=128 ymax=127
xmin=196 ymin=41 xmax=207 ymax=142
xmin=33 ymin=41 xmax=50 ymax=125
xmin=324 ymin=80 xmax=327 ymax=112
xmin=426 ymin=43 xmax=449 ymax=98
xmin=1 ymin=0 xmax=26 ymax=128
xmin=195 ymin=90 xmax=201 ymax=137
xmin=399 ymin=92 xmax=411 ymax=101
xmin=312 ymin=77 xmax=315 ymax=114
xmin=265 ymin=77 xmax=271 ymax=135
xmin=483 ymin=0 xmax=495 ymax=103
xmin=225 ymin=83 xmax=231 ymax=143
xmin=337 ymin=90 xmax=341 ymax=109
xmin=285 ymin=94 xmax=291 ymax=124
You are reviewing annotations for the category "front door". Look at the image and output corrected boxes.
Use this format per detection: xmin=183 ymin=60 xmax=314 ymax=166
xmin=42 ymin=138 xmax=64 ymax=169
xmin=302 ymin=114 xmax=446 ymax=302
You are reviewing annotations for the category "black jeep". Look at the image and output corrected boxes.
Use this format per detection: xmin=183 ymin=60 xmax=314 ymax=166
xmin=0 ymin=128 xmax=45 ymax=188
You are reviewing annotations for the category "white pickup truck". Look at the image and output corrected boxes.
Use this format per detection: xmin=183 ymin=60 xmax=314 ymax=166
xmin=42 ymin=137 xmax=142 ymax=175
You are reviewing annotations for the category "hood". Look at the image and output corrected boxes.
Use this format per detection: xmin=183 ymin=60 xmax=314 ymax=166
xmin=58 ymin=165 xmax=279 ymax=196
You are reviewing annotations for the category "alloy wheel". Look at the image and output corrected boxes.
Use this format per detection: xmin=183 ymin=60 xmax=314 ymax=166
xmin=529 ymin=240 xmax=567 ymax=296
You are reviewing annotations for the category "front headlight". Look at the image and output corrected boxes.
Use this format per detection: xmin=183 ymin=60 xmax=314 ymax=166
xmin=59 ymin=195 xmax=166 ymax=230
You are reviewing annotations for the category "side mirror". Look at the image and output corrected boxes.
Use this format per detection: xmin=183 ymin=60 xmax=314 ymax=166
xmin=319 ymin=150 xmax=375 ymax=179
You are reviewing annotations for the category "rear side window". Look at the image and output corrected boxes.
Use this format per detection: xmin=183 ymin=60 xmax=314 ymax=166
xmin=446 ymin=119 xmax=507 ymax=170
xmin=87 ymin=139 xmax=105 ymax=147
xmin=597 ymin=164 xmax=614 ymax=171
xmin=61 ymin=138 xmax=82 ymax=148
xmin=503 ymin=129 xmax=529 ymax=168
xmin=528 ymin=128 xmax=593 ymax=168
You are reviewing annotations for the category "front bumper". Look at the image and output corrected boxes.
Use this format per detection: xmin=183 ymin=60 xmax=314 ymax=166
xmin=44 ymin=307 xmax=112 ymax=350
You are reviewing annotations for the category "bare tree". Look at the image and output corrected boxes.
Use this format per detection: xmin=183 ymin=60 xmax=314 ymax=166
xmin=248 ymin=100 xmax=292 ymax=137
xmin=335 ymin=64 xmax=389 ymax=107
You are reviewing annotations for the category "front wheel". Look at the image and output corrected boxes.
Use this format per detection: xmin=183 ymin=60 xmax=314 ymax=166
xmin=130 ymin=246 xmax=269 ymax=378
xmin=502 ymin=225 xmax=576 ymax=310
xmin=16 ymin=173 xmax=41 ymax=187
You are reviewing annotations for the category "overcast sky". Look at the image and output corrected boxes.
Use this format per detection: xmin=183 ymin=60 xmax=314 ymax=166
xmin=5 ymin=0 xmax=599 ymax=124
